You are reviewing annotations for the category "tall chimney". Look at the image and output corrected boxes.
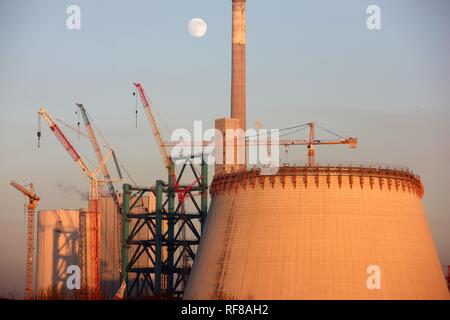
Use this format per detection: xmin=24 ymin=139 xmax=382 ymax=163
xmin=231 ymin=0 xmax=246 ymax=131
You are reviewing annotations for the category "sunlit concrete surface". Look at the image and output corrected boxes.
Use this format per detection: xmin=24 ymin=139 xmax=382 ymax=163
xmin=185 ymin=166 xmax=450 ymax=300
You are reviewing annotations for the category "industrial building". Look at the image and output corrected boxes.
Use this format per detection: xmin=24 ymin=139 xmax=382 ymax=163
xmin=184 ymin=0 xmax=449 ymax=299
xmin=8 ymin=0 xmax=449 ymax=300
xmin=36 ymin=209 xmax=81 ymax=298
xmin=184 ymin=166 xmax=449 ymax=299
xmin=35 ymin=195 xmax=153 ymax=299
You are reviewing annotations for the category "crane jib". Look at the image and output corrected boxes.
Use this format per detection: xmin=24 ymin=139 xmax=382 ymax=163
xmin=50 ymin=124 xmax=81 ymax=162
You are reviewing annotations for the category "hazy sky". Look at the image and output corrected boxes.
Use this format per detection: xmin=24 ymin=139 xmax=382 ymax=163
xmin=1 ymin=0 xmax=449 ymax=296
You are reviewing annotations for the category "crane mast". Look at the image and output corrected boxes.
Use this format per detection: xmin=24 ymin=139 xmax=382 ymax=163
xmin=38 ymin=107 xmax=100 ymax=298
xmin=10 ymin=181 xmax=40 ymax=299
xmin=307 ymin=122 xmax=316 ymax=166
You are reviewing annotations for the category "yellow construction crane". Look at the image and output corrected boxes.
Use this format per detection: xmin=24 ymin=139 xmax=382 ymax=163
xmin=279 ymin=122 xmax=357 ymax=166
xmin=38 ymin=107 xmax=113 ymax=299
xmin=166 ymin=121 xmax=357 ymax=166
xmin=10 ymin=180 xmax=40 ymax=299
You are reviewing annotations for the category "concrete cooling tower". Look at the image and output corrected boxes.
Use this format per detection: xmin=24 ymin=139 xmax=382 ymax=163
xmin=184 ymin=166 xmax=449 ymax=299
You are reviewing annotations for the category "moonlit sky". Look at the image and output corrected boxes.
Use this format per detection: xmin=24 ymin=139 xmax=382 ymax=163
xmin=1 ymin=0 xmax=449 ymax=296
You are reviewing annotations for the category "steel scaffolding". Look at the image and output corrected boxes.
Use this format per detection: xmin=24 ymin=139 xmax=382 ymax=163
xmin=121 ymin=158 xmax=208 ymax=298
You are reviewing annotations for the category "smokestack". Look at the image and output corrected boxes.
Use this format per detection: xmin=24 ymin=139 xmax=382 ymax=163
xmin=231 ymin=0 xmax=246 ymax=130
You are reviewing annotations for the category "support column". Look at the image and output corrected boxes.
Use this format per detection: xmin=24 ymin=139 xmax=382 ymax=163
xmin=154 ymin=180 xmax=164 ymax=295
xmin=201 ymin=158 xmax=208 ymax=232
xmin=167 ymin=170 xmax=175 ymax=296
xmin=120 ymin=183 xmax=131 ymax=297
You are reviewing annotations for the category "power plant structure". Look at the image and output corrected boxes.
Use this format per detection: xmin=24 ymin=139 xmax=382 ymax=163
xmin=184 ymin=0 xmax=449 ymax=299
xmin=185 ymin=166 xmax=449 ymax=299
xmin=120 ymin=83 xmax=209 ymax=298
xmin=34 ymin=195 xmax=152 ymax=299
xmin=7 ymin=0 xmax=449 ymax=300
xmin=36 ymin=209 xmax=83 ymax=299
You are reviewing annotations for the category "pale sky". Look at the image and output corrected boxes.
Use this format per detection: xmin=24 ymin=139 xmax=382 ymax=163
xmin=0 ymin=0 xmax=449 ymax=296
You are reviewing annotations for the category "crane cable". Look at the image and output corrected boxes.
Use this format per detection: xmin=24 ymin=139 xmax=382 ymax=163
xmin=86 ymin=109 xmax=112 ymax=149
xmin=315 ymin=124 xmax=345 ymax=139
xmin=144 ymin=92 xmax=173 ymax=140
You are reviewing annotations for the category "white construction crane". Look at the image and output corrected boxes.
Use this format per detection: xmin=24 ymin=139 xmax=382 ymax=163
xmin=76 ymin=103 xmax=121 ymax=212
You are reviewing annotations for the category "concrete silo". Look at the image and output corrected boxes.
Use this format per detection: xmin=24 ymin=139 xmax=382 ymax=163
xmin=35 ymin=194 xmax=154 ymax=298
xmin=184 ymin=166 xmax=449 ymax=299
xmin=36 ymin=209 xmax=82 ymax=298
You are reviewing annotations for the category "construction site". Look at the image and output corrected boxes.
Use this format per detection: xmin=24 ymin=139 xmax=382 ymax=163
xmin=2 ymin=0 xmax=450 ymax=300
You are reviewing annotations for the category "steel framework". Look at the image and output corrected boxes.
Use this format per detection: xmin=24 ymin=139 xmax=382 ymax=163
xmin=121 ymin=158 xmax=208 ymax=298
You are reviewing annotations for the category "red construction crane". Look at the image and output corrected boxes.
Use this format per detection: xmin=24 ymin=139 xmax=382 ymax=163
xmin=133 ymin=83 xmax=204 ymax=203
xmin=38 ymin=107 xmax=112 ymax=299
xmin=133 ymin=83 xmax=206 ymax=294
xmin=133 ymin=83 xmax=175 ymax=178
xmin=10 ymin=181 xmax=40 ymax=299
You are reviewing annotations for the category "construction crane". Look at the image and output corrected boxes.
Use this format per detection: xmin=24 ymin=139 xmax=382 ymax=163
xmin=76 ymin=103 xmax=125 ymax=295
xmin=10 ymin=181 xmax=40 ymax=299
xmin=76 ymin=103 xmax=121 ymax=212
xmin=248 ymin=121 xmax=358 ymax=166
xmin=133 ymin=83 xmax=175 ymax=177
xmin=133 ymin=83 xmax=208 ymax=295
xmin=133 ymin=82 xmax=204 ymax=194
xmin=278 ymin=122 xmax=357 ymax=166
xmin=133 ymin=82 xmax=176 ymax=294
xmin=163 ymin=122 xmax=357 ymax=166
xmin=38 ymin=107 xmax=113 ymax=299
xmin=56 ymin=117 xmax=124 ymax=182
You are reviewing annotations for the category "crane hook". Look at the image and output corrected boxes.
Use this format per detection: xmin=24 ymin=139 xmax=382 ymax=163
xmin=37 ymin=113 xmax=42 ymax=148
xmin=37 ymin=131 xmax=41 ymax=148
xmin=133 ymin=91 xmax=138 ymax=128
xmin=75 ymin=109 xmax=81 ymax=140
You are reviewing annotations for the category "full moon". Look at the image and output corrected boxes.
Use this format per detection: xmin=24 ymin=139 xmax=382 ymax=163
xmin=188 ymin=18 xmax=207 ymax=38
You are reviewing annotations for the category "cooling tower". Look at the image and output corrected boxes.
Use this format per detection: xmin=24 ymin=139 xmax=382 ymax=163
xmin=184 ymin=166 xmax=449 ymax=299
